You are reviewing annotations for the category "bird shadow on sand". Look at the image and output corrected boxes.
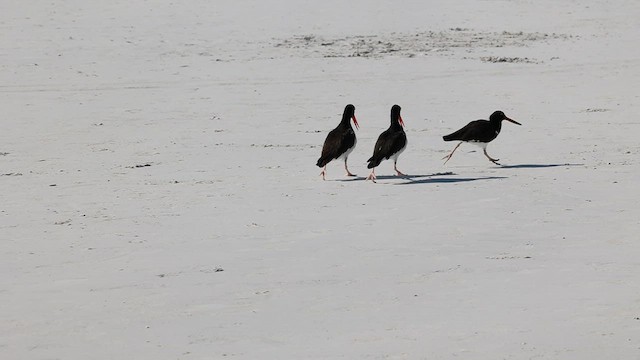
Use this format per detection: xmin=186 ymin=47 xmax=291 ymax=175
xmin=495 ymin=163 xmax=584 ymax=169
xmin=397 ymin=175 xmax=507 ymax=185
xmin=331 ymin=172 xmax=456 ymax=182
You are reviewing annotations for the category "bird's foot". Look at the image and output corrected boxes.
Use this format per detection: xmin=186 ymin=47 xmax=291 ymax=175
xmin=366 ymin=173 xmax=377 ymax=183
xmin=483 ymin=149 xmax=500 ymax=165
xmin=319 ymin=170 xmax=326 ymax=180
xmin=344 ymin=162 xmax=355 ymax=177
xmin=395 ymin=170 xmax=406 ymax=176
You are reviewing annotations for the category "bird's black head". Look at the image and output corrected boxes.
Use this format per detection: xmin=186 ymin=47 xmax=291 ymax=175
xmin=490 ymin=110 xmax=521 ymax=125
xmin=391 ymin=104 xmax=405 ymax=127
xmin=342 ymin=104 xmax=359 ymax=129
xmin=489 ymin=111 xmax=506 ymax=121
xmin=343 ymin=104 xmax=355 ymax=118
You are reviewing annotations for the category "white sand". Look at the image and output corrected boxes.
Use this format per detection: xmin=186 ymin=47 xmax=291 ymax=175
xmin=2 ymin=1 xmax=640 ymax=359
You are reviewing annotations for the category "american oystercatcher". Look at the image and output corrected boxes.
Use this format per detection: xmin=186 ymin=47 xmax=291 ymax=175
xmin=442 ymin=110 xmax=521 ymax=165
xmin=316 ymin=104 xmax=360 ymax=180
xmin=366 ymin=104 xmax=407 ymax=182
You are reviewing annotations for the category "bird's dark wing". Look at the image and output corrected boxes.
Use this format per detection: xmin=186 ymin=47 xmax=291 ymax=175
xmin=316 ymin=127 xmax=356 ymax=167
xmin=367 ymin=129 xmax=406 ymax=168
xmin=443 ymin=120 xmax=494 ymax=142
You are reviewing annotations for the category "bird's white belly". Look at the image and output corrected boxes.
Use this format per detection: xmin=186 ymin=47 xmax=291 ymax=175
xmin=467 ymin=140 xmax=488 ymax=150
xmin=390 ymin=139 xmax=407 ymax=162
xmin=338 ymin=137 xmax=356 ymax=160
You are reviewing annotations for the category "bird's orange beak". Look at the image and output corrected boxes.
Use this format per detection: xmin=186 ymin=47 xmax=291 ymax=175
xmin=352 ymin=115 xmax=359 ymax=130
xmin=399 ymin=115 xmax=405 ymax=128
xmin=506 ymin=117 xmax=522 ymax=125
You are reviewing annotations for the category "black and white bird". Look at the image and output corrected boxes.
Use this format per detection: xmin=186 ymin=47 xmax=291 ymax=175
xmin=316 ymin=104 xmax=360 ymax=180
xmin=442 ymin=110 xmax=521 ymax=165
xmin=366 ymin=104 xmax=407 ymax=182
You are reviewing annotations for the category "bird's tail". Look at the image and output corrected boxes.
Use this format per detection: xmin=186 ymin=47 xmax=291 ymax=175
xmin=366 ymin=156 xmax=382 ymax=169
xmin=316 ymin=157 xmax=328 ymax=167
xmin=443 ymin=128 xmax=465 ymax=141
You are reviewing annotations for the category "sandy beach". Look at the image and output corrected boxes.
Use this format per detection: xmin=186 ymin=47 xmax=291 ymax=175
xmin=2 ymin=1 xmax=640 ymax=358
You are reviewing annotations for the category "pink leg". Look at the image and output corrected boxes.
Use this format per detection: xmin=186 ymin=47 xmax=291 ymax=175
xmin=483 ymin=148 xmax=500 ymax=164
xmin=443 ymin=142 xmax=463 ymax=165
xmin=319 ymin=166 xmax=326 ymax=180
xmin=365 ymin=168 xmax=377 ymax=183
xmin=344 ymin=158 xmax=355 ymax=176
xmin=394 ymin=161 xmax=406 ymax=176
